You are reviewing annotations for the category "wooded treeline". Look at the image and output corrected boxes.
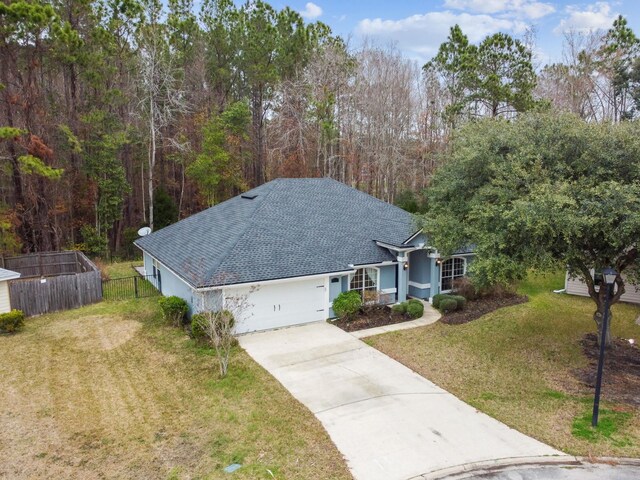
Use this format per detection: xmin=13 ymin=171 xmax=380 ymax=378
xmin=1 ymin=0 xmax=639 ymax=256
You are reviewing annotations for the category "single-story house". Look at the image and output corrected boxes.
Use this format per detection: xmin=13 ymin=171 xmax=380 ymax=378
xmin=0 ymin=267 xmax=21 ymax=314
xmin=135 ymin=178 xmax=473 ymax=334
xmin=565 ymin=270 xmax=640 ymax=304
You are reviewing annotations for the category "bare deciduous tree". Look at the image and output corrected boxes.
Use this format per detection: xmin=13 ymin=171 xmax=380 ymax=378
xmin=193 ymin=286 xmax=255 ymax=377
xmin=137 ymin=0 xmax=189 ymax=231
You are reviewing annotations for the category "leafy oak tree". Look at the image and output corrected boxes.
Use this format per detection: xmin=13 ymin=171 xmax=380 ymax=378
xmin=422 ymin=113 xmax=640 ymax=347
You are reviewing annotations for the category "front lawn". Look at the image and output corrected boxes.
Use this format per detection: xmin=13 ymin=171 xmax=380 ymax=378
xmin=0 ymin=298 xmax=351 ymax=479
xmin=368 ymin=272 xmax=640 ymax=457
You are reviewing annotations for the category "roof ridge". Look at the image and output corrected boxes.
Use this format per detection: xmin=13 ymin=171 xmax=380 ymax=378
xmin=199 ymin=179 xmax=282 ymax=287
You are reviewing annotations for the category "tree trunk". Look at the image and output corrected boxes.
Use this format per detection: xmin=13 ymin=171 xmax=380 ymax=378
xmin=251 ymin=88 xmax=264 ymax=186
xmin=593 ymin=308 xmax=613 ymax=349
xmin=149 ymin=97 xmax=156 ymax=231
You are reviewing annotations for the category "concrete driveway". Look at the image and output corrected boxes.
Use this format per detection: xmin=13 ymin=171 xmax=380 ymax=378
xmin=239 ymin=322 xmax=565 ymax=480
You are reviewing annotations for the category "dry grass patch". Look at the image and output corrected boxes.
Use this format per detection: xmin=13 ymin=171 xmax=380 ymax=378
xmin=368 ymin=272 xmax=640 ymax=457
xmin=0 ymin=299 xmax=351 ymax=480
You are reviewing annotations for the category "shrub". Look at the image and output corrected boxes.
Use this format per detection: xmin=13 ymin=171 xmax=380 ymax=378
xmin=432 ymin=294 xmax=449 ymax=309
xmin=406 ymin=301 xmax=424 ymax=319
xmin=79 ymin=225 xmax=108 ymax=258
xmin=449 ymin=294 xmax=467 ymax=310
xmin=332 ymin=291 xmax=362 ymax=318
xmin=362 ymin=290 xmax=381 ymax=305
xmin=158 ymin=296 xmax=188 ymax=326
xmin=0 ymin=309 xmax=25 ymax=333
xmin=190 ymin=313 xmax=207 ymax=340
xmin=92 ymin=258 xmax=110 ymax=281
xmin=391 ymin=302 xmax=407 ymax=314
xmin=452 ymin=277 xmax=478 ymax=301
xmin=478 ymin=282 xmax=516 ymax=299
xmin=439 ymin=297 xmax=459 ymax=314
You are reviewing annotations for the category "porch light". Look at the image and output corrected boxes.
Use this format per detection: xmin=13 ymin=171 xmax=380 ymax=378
xmin=603 ymin=267 xmax=617 ymax=285
xmin=403 ymin=262 xmax=409 ymax=270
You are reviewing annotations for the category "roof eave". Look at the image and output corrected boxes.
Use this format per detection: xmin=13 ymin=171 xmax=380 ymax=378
xmin=195 ymin=268 xmax=357 ymax=291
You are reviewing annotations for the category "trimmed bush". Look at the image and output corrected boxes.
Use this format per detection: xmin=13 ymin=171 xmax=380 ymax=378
xmin=391 ymin=302 xmax=407 ymax=314
xmin=190 ymin=313 xmax=207 ymax=340
xmin=449 ymin=294 xmax=467 ymax=310
xmin=332 ymin=291 xmax=362 ymax=318
xmin=432 ymin=294 xmax=449 ymax=309
xmin=439 ymin=297 xmax=458 ymax=314
xmin=406 ymin=301 xmax=424 ymax=319
xmin=0 ymin=309 xmax=25 ymax=334
xmin=158 ymin=296 xmax=188 ymax=326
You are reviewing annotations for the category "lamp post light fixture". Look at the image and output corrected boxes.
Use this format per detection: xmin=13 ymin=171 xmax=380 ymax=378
xmin=591 ymin=267 xmax=617 ymax=427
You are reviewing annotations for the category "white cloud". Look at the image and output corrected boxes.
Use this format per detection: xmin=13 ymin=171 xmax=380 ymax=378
xmin=300 ymin=2 xmax=322 ymax=19
xmin=356 ymin=11 xmax=526 ymax=61
xmin=443 ymin=0 xmax=555 ymax=19
xmin=555 ymin=2 xmax=617 ymax=34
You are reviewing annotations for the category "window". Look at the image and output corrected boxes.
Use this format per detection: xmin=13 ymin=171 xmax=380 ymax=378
xmin=441 ymin=257 xmax=466 ymax=292
xmin=349 ymin=268 xmax=378 ymax=298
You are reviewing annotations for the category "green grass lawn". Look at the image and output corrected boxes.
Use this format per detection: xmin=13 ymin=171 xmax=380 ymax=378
xmin=101 ymin=259 xmax=143 ymax=279
xmin=0 ymin=298 xmax=352 ymax=479
xmin=98 ymin=260 xmax=160 ymax=301
xmin=368 ymin=272 xmax=640 ymax=458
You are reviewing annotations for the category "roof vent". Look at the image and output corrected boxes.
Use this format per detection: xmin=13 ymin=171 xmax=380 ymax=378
xmin=241 ymin=194 xmax=257 ymax=200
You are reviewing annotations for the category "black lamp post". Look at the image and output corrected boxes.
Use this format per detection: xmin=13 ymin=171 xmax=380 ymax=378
xmin=591 ymin=267 xmax=617 ymax=427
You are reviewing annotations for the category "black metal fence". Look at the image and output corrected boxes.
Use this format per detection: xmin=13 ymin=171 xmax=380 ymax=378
xmin=101 ymin=275 xmax=160 ymax=301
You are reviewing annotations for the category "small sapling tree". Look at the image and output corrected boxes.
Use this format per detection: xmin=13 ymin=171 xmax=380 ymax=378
xmin=193 ymin=286 xmax=255 ymax=377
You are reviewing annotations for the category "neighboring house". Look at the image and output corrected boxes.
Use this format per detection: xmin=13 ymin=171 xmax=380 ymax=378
xmin=565 ymin=270 xmax=640 ymax=304
xmin=135 ymin=178 xmax=473 ymax=334
xmin=0 ymin=268 xmax=21 ymax=314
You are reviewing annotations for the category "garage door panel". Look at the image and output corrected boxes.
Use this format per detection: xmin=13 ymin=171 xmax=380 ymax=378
xmin=228 ymin=278 xmax=327 ymax=334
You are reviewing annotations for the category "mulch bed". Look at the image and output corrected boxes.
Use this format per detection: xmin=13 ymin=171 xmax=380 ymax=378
xmin=573 ymin=333 xmax=640 ymax=407
xmin=332 ymin=305 xmax=411 ymax=332
xmin=439 ymin=294 xmax=529 ymax=325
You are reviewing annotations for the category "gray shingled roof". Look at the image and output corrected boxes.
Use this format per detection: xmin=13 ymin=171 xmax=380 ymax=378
xmin=0 ymin=268 xmax=20 ymax=282
xmin=135 ymin=178 xmax=419 ymax=288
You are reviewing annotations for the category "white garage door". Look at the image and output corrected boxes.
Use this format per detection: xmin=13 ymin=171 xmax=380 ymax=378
xmin=226 ymin=277 xmax=327 ymax=334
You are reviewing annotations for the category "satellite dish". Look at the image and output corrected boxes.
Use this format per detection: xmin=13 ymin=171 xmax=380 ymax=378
xmin=137 ymin=226 xmax=152 ymax=237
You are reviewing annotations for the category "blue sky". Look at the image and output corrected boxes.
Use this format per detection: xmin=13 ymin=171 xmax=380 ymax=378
xmin=269 ymin=1 xmax=640 ymax=66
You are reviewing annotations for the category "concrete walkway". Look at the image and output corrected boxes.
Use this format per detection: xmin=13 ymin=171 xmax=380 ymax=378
xmin=239 ymin=322 xmax=565 ymax=480
xmin=351 ymin=298 xmax=441 ymax=339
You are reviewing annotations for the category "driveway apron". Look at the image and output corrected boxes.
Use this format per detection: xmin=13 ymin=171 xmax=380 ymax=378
xmin=239 ymin=322 xmax=565 ymax=480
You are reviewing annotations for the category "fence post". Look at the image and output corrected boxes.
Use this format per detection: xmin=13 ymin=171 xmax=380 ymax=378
xmin=134 ymin=276 xmax=139 ymax=298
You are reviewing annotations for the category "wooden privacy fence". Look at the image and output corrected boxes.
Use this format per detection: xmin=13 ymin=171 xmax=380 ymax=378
xmin=6 ymin=251 xmax=102 ymax=317
xmin=1 ymin=251 xmax=93 ymax=278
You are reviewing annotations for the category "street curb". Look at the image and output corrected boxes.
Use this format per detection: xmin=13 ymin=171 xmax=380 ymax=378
xmin=409 ymin=455 xmax=576 ymax=480
xmin=411 ymin=455 xmax=640 ymax=479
